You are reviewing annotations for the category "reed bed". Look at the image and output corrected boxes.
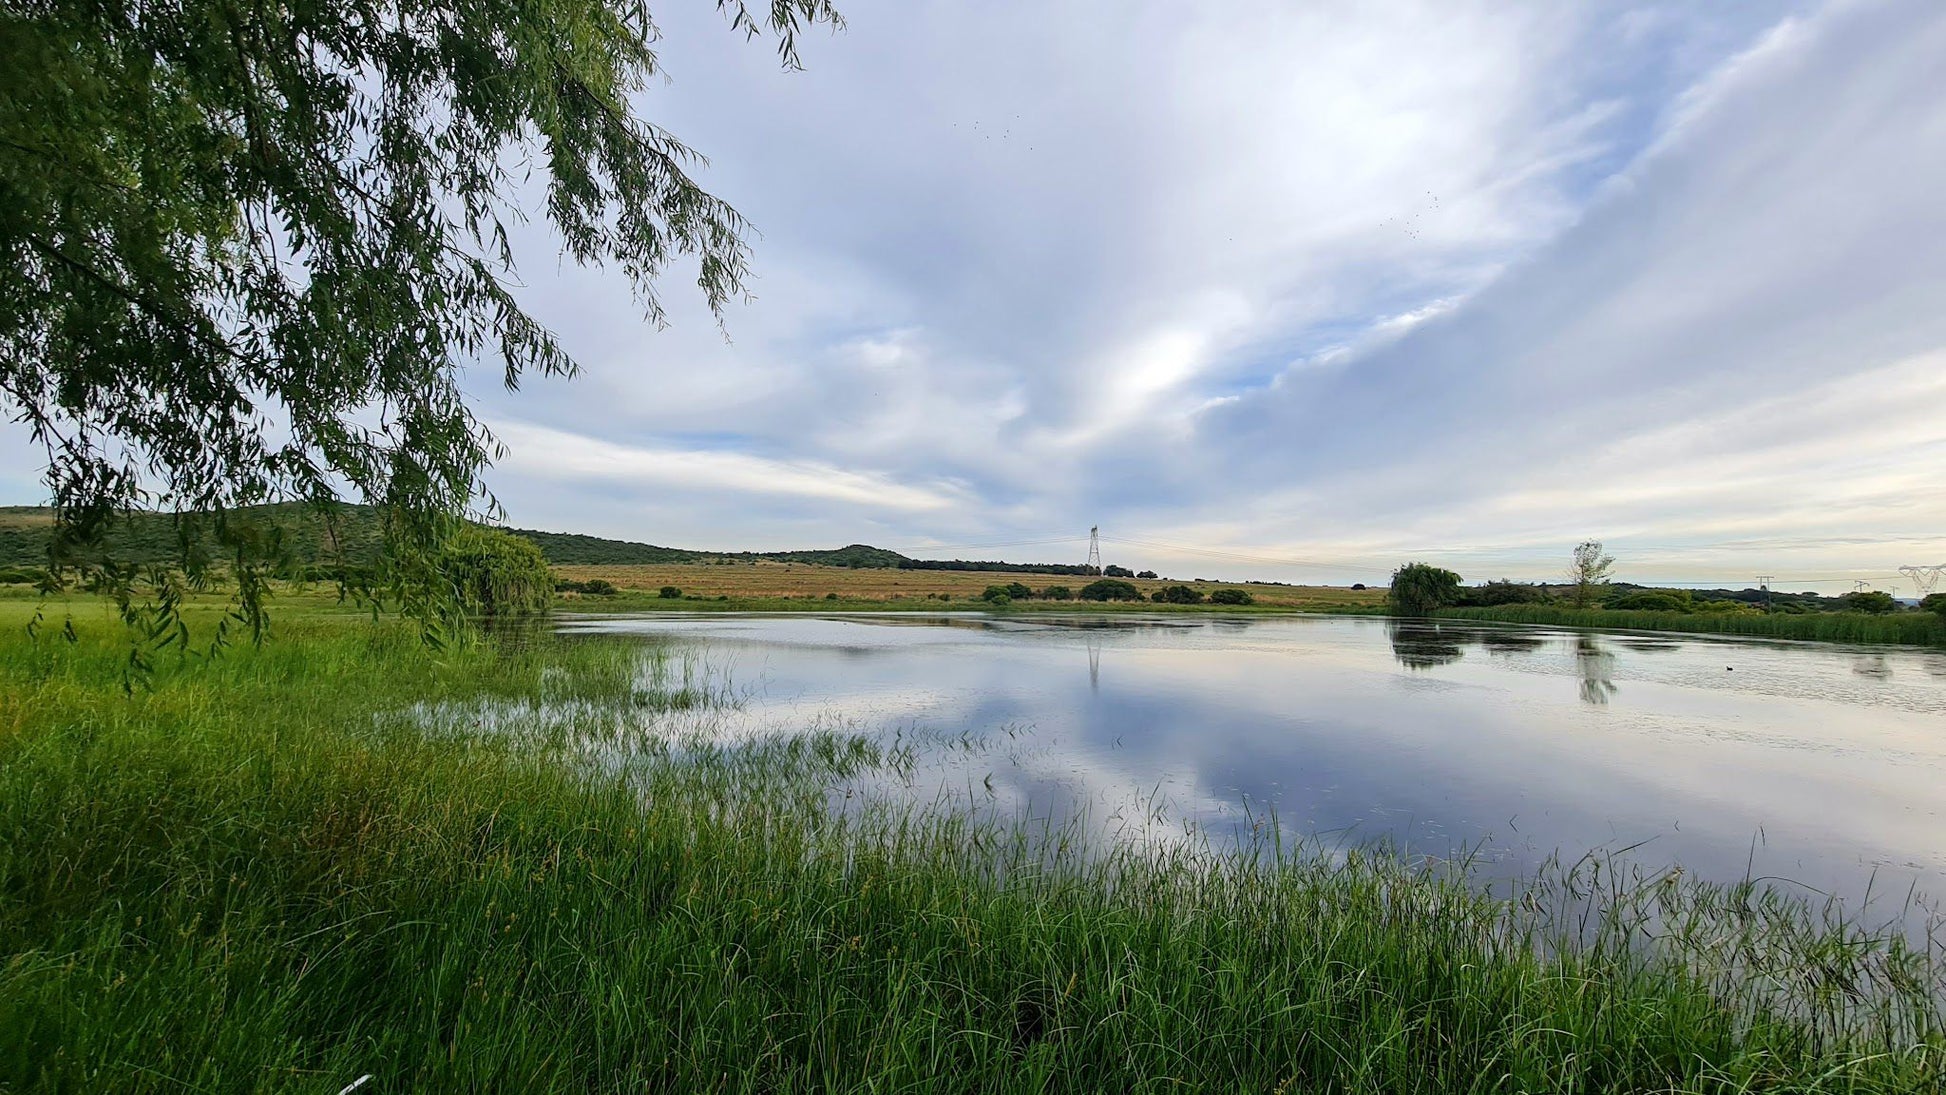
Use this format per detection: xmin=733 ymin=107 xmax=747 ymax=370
xmin=0 ymin=606 xmax=1939 ymax=1093
xmin=1441 ymin=604 xmax=1946 ymax=646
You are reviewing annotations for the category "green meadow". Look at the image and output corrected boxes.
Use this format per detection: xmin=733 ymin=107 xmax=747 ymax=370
xmin=1 ymin=600 xmax=1940 ymax=1092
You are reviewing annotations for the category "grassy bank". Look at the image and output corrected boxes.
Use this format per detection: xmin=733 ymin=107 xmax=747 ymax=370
xmin=1 ymin=607 xmax=1940 ymax=1092
xmin=1440 ymin=603 xmax=1946 ymax=646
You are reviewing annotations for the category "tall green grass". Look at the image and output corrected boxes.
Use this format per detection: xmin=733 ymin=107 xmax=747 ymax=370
xmin=1 ymin=605 xmax=1940 ymax=1092
xmin=1441 ymin=603 xmax=1946 ymax=645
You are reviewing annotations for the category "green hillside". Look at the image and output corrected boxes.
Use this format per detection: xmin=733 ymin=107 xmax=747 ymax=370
xmin=0 ymin=506 xmax=917 ymax=572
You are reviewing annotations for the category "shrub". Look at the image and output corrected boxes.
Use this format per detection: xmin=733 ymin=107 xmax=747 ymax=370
xmin=1608 ymin=590 xmax=1691 ymax=612
xmin=825 ymin=592 xmax=839 ymax=600
xmin=436 ymin=527 xmax=552 ymax=618
xmin=1351 ymin=583 xmax=1367 ymax=591
xmin=1079 ymin=579 xmax=1143 ymax=602
xmin=1042 ymin=586 xmax=1073 ymax=601
xmin=1103 ymin=565 xmax=1134 ymax=578
xmin=1461 ymin=579 xmax=1549 ymax=607
xmin=980 ymin=585 xmax=1012 ymax=603
xmin=1841 ymin=590 xmax=1898 ymax=615
xmin=1208 ymin=588 xmax=1253 ymax=605
xmin=986 ymin=593 xmax=1011 ymax=606
xmin=1151 ymin=585 xmax=1203 ymax=605
xmin=1389 ymin=562 xmax=1462 ymax=616
xmin=1696 ymin=598 xmax=1760 ymax=616
xmin=1136 ymin=570 xmax=1158 ymax=580
xmin=658 ymin=586 xmax=681 ymax=599
xmin=1005 ymin=581 xmax=1034 ymax=600
xmin=1924 ymin=593 xmax=1946 ymax=619
xmin=0 ymin=565 xmax=47 ymax=585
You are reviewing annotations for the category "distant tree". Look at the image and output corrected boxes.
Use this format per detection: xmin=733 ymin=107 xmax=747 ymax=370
xmin=1042 ymin=585 xmax=1074 ymax=601
xmin=1350 ymin=583 xmax=1367 ymax=591
xmin=1923 ymin=593 xmax=1946 ymax=619
xmin=1151 ymin=585 xmax=1203 ymax=604
xmin=1136 ymin=570 xmax=1158 ymax=580
xmin=1568 ymin=541 xmax=1616 ymax=607
xmin=1842 ymin=590 xmax=1898 ymax=615
xmin=658 ymin=586 xmax=682 ymax=600
xmin=1389 ymin=563 xmax=1463 ymax=617
xmin=1004 ymin=581 xmax=1034 ymax=600
xmin=1079 ymin=578 xmax=1143 ymax=602
xmin=980 ymin=585 xmax=1012 ymax=603
xmin=1207 ymin=588 xmax=1253 ymax=605
xmin=1103 ymin=564 xmax=1135 ymax=578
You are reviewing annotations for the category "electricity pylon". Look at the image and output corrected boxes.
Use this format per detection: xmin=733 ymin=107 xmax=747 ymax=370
xmin=1086 ymin=527 xmax=1102 ymax=576
xmin=1897 ymin=564 xmax=1944 ymax=598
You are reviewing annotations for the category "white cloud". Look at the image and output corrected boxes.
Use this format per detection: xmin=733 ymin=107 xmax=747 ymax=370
xmin=489 ymin=419 xmax=965 ymax=513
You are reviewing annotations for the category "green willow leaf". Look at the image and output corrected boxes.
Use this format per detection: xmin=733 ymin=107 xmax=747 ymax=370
xmin=0 ymin=0 xmax=841 ymax=648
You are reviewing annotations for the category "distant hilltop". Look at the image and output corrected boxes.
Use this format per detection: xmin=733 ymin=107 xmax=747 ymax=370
xmin=0 ymin=504 xmax=1093 ymax=575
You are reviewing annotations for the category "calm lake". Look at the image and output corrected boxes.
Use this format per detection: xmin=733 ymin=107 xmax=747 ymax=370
xmin=561 ymin=611 xmax=1946 ymax=913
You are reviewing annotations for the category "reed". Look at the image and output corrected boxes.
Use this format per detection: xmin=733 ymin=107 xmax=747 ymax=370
xmin=1441 ymin=603 xmax=1946 ymax=645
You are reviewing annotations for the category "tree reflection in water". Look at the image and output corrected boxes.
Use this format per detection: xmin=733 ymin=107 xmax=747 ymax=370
xmin=1385 ymin=621 xmax=1620 ymax=706
xmin=1576 ymin=635 xmax=1619 ymax=706
xmin=1384 ymin=620 xmax=1465 ymax=669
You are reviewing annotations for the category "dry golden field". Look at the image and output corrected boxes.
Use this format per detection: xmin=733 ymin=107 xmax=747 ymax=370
xmin=553 ymin=560 xmax=1385 ymax=609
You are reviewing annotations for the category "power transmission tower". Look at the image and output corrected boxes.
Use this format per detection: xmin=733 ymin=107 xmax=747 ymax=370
xmin=1755 ymin=575 xmax=1775 ymax=609
xmin=1854 ymin=580 xmax=1871 ymax=593
xmin=1898 ymin=564 xmax=1944 ymax=598
xmin=1085 ymin=527 xmax=1101 ymax=576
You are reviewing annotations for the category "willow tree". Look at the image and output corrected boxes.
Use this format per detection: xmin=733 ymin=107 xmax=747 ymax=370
xmin=0 ymin=0 xmax=839 ymax=641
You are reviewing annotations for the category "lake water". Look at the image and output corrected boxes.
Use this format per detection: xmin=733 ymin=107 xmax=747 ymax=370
xmin=560 ymin=611 xmax=1946 ymax=912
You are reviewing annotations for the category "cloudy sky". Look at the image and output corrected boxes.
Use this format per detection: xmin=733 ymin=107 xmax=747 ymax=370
xmin=7 ymin=0 xmax=1944 ymax=590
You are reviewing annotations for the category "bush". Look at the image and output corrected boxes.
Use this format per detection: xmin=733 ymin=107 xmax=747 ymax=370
xmin=1208 ymin=588 xmax=1253 ymax=605
xmin=1608 ymin=590 xmax=1691 ymax=612
xmin=658 ymin=585 xmax=681 ymax=599
xmin=985 ymin=593 xmax=1011 ymax=606
xmin=1103 ymin=565 xmax=1134 ymax=578
xmin=1923 ymin=593 xmax=1946 ymax=619
xmin=0 ymin=565 xmax=47 ymax=585
xmin=825 ymin=592 xmax=839 ymax=600
xmin=1136 ymin=570 xmax=1158 ymax=580
xmin=437 ymin=527 xmax=553 ymax=618
xmin=1389 ymin=562 xmax=1462 ymax=616
xmin=1042 ymin=585 xmax=1073 ymax=601
xmin=1461 ymin=580 xmax=1549 ymax=607
xmin=1151 ymin=585 xmax=1204 ymax=605
xmin=1351 ymin=582 xmax=1367 ymax=591
xmin=1696 ymin=598 xmax=1760 ymax=616
xmin=1079 ymin=579 xmax=1143 ymax=602
xmin=1842 ymin=590 xmax=1898 ymax=615
xmin=980 ymin=585 xmax=1013 ymax=603
xmin=554 ymin=577 xmax=618 ymax=596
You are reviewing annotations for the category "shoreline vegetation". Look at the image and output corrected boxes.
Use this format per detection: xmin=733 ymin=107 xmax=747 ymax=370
xmin=1437 ymin=603 xmax=1946 ymax=646
xmin=2 ymin=604 xmax=1942 ymax=1092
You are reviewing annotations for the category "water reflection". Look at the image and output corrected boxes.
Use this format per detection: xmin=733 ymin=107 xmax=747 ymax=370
xmin=557 ymin=612 xmax=1946 ymax=917
xmin=1385 ymin=621 xmax=1616 ymax=705
xmin=1385 ymin=620 xmax=1465 ymax=669
xmin=1575 ymin=635 xmax=1619 ymax=706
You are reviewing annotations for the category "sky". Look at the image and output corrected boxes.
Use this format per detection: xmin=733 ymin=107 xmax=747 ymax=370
xmin=6 ymin=0 xmax=1945 ymax=591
